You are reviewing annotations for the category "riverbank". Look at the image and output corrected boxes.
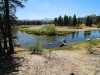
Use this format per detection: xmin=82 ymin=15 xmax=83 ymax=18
xmin=1 ymin=44 xmax=100 ymax=75
xmin=18 ymin=25 xmax=100 ymax=36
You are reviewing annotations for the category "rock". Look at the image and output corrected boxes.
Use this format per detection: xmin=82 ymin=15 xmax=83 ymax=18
xmin=60 ymin=39 xmax=66 ymax=47
xmin=48 ymin=43 xmax=52 ymax=45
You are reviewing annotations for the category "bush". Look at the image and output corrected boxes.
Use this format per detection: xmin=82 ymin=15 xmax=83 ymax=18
xmin=40 ymin=25 xmax=57 ymax=36
xmin=28 ymin=41 xmax=44 ymax=54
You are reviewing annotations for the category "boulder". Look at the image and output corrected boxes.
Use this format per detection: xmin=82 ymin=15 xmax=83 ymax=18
xmin=60 ymin=39 xmax=66 ymax=47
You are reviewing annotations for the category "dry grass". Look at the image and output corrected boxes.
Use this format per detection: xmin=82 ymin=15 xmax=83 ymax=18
xmin=18 ymin=24 xmax=100 ymax=32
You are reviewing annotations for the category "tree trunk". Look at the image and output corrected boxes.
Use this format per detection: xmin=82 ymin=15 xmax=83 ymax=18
xmin=0 ymin=16 xmax=9 ymax=53
xmin=5 ymin=0 xmax=14 ymax=54
xmin=3 ymin=29 xmax=9 ymax=53
xmin=0 ymin=40 xmax=2 ymax=53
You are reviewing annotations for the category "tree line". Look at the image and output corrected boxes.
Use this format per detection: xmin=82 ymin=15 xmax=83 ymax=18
xmin=54 ymin=14 xmax=100 ymax=26
xmin=0 ymin=0 xmax=27 ymax=55
xmin=18 ymin=20 xmax=54 ymax=25
xmin=54 ymin=14 xmax=82 ymax=26
xmin=18 ymin=20 xmax=42 ymax=25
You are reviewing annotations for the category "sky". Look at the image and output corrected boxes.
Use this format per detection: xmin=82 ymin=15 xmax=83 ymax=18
xmin=16 ymin=0 xmax=100 ymax=20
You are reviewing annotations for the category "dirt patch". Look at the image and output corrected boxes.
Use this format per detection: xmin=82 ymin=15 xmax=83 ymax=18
xmin=27 ymin=25 xmax=45 ymax=30
xmin=1 ymin=48 xmax=100 ymax=75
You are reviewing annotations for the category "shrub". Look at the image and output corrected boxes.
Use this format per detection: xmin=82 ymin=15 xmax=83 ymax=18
xmin=46 ymin=26 xmax=57 ymax=36
xmin=40 ymin=25 xmax=57 ymax=36
xmin=28 ymin=41 xmax=44 ymax=54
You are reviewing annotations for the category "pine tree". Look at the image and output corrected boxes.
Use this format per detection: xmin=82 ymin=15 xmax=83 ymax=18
xmin=3 ymin=0 xmax=27 ymax=55
xmin=57 ymin=15 xmax=62 ymax=26
xmin=61 ymin=18 xmax=63 ymax=26
xmin=85 ymin=16 xmax=89 ymax=26
xmin=73 ymin=14 xmax=77 ymax=26
xmin=69 ymin=16 xmax=72 ymax=26
xmin=64 ymin=15 xmax=69 ymax=26
xmin=54 ymin=17 xmax=57 ymax=26
xmin=89 ymin=17 xmax=93 ymax=26
xmin=96 ymin=16 xmax=100 ymax=24
xmin=77 ymin=17 xmax=80 ymax=26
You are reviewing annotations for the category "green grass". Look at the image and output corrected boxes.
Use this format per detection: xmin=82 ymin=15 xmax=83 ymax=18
xmin=50 ymin=40 xmax=100 ymax=51
xmin=51 ymin=45 xmax=73 ymax=51
xmin=18 ymin=25 xmax=64 ymax=36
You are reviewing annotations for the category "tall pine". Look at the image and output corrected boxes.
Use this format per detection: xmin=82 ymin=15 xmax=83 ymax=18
xmin=54 ymin=18 xmax=57 ymax=26
xmin=64 ymin=15 xmax=69 ymax=26
xmin=57 ymin=15 xmax=62 ymax=26
xmin=85 ymin=16 xmax=89 ymax=26
xmin=77 ymin=17 xmax=80 ymax=26
xmin=73 ymin=14 xmax=77 ymax=26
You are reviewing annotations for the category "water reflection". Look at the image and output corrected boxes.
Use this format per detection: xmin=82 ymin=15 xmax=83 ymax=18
xmin=84 ymin=31 xmax=91 ymax=38
xmin=18 ymin=30 xmax=100 ymax=48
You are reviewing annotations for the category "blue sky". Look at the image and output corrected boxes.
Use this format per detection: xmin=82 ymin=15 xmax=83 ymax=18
xmin=16 ymin=0 xmax=100 ymax=20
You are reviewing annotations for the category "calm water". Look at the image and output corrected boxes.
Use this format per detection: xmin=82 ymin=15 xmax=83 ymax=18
xmin=18 ymin=30 xmax=100 ymax=48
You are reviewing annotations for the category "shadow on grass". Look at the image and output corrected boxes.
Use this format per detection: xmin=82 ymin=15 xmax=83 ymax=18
xmin=0 ymin=53 xmax=24 ymax=75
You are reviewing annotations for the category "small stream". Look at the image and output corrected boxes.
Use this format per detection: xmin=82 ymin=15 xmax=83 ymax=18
xmin=18 ymin=30 xmax=100 ymax=48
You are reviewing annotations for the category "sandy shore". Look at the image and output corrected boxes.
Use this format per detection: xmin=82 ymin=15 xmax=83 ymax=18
xmin=1 ymin=47 xmax=100 ymax=75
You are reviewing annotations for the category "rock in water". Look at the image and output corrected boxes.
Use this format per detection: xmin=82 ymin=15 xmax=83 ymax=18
xmin=60 ymin=39 xmax=66 ymax=47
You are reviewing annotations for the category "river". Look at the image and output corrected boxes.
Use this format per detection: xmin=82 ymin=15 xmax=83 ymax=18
xmin=17 ymin=30 xmax=100 ymax=48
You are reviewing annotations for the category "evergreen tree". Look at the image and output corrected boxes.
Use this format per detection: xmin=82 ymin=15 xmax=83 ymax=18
xmin=54 ymin=17 xmax=57 ymax=26
xmin=57 ymin=15 xmax=62 ymax=26
xmin=96 ymin=16 xmax=100 ymax=24
xmin=72 ymin=14 xmax=77 ymax=26
xmin=66 ymin=15 xmax=69 ymax=25
xmin=61 ymin=18 xmax=63 ymax=26
xmin=77 ymin=17 xmax=80 ymax=26
xmin=85 ymin=16 xmax=90 ymax=26
xmin=1 ymin=0 xmax=28 ymax=55
xmin=85 ymin=16 xmax=92 ymax=26
xmin=68 ymin=16 xmax=72 ymax=26
xmin=64 ymin=15 xmax=69 ymax=26
xmin=89 ymin=17 xmax=93 ymax=26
